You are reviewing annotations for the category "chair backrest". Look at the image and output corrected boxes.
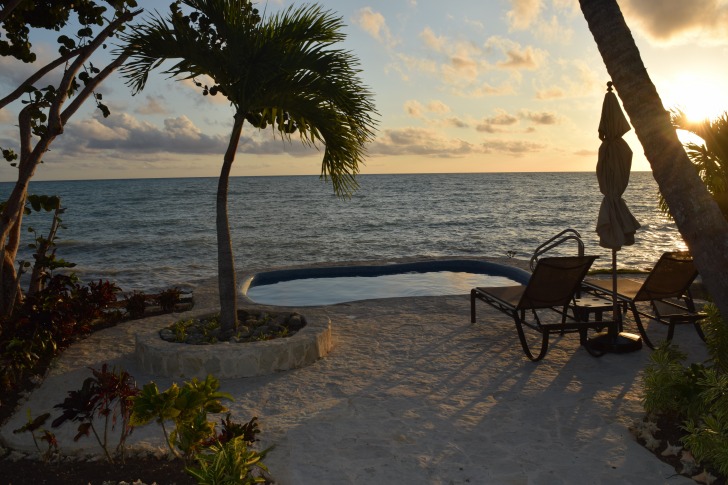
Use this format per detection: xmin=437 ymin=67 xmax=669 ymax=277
xmin=518 ymin=255 xmax=598 ymax=309
xmin=633 ymin=251 xmax=698 ymax=302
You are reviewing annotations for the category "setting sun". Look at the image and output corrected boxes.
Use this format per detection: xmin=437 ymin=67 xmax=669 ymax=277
xmin=664 ymin=73 xmax=728 ymax=123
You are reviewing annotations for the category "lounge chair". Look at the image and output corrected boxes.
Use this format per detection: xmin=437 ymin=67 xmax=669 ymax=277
xmin=470 ymin=255 xmax=600 ymax=361
xmin=582 ymin=251 xmax=706 ymax=349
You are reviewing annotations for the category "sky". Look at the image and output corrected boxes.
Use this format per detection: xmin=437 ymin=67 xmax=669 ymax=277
xmin=2 ymin=0 xmax=728 ymax=181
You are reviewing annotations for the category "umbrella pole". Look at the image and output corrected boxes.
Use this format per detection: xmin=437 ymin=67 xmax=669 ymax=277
xmin=588 ymin=249 xmax=642 ymax=353
xmin=611 ymin=249 xmax=620 ymax=337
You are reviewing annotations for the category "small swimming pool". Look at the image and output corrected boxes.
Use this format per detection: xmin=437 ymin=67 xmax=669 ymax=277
xmin=242 ymin=260 xmax=530 ymax=306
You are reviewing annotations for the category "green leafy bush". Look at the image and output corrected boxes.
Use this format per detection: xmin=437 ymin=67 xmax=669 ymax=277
xmin=186 ymin=435 xmax=270 ymax=485
xmin=130 ymin=374 xmax=233 ymax=461
xmin=642 ymin=302 xmax=728 ymax=476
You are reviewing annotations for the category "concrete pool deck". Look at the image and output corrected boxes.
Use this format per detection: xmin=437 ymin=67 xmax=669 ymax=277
xmin=0 ymin=257 xmax=707 ymax=484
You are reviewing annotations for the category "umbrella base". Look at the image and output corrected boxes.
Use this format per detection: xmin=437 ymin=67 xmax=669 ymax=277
xmin=588 ymin=331 xmax=642 ymax=353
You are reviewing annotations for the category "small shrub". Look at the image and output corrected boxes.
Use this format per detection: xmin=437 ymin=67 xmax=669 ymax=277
xmin=158 ymin=287 xmax=182 ymax=312
xmin=125 ymin=291 xmax=147 ymax=319
xmin=52 ymin=364 xmax=139 ymax=464
xmin=186 ymin=435 xmax=270 ymax=485
xmin=12 ymin=410 xmax=58 ymax=463
xmin=642 ymin=302 xmax=728 ymax=476
xmin=204 ymin=414 xmax=261 ymax=447
xmin=130 ymin=374 xmax=232 ymax=461
xmin=171 ymin=318 xmax=193 ymax=342
xmin=0 ymin=276 xmax=120 ymax=390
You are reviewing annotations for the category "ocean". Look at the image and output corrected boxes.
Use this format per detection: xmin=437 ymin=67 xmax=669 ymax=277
xmin=0 ymin=172 xmax=684 ymax=293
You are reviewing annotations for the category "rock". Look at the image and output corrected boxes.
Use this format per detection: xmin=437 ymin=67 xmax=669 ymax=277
xmin=287 ymin=314 xmax=305 ymax=331
xmin=159 ymin=328 xmax=175 ymax=342
xmin=186 ymin=334 xmax=206 ymax=345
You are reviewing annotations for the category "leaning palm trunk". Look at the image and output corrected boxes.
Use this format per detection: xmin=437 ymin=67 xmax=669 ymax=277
xmin=579 ymin=0 xmax=728 ymax=320
xmin=217 ymin=113 xmax=246 ymax=334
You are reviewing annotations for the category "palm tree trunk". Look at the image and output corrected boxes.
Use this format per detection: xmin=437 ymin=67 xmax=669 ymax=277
xmin=579 ymin=0 xmax=728 ymax=319
xmin=217 ymin=112 xmax=245 ymax=336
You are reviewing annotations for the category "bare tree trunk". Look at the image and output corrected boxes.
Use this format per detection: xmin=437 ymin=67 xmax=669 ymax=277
xmin=217 ymin=113 xmax=245 ymax=336
xmin=28 ymin=204 xmax=63 ymax=296
xmin=579 ymin=0 xmax=728 ymax=319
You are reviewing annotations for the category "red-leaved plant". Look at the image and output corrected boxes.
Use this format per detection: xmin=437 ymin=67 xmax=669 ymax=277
xmin=52 ymin=364 xmax=139 ymax=463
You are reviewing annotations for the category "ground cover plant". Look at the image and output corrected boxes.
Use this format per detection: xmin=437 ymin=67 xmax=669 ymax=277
xmin=640 ymin=302 xmax=728 ymax=483
xmin=3 ymin=367 xmax=271 ymax=484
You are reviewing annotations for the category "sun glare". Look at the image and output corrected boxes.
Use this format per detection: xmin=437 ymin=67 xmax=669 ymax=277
xmin=666 ymin=73 xmax=728 ymax=123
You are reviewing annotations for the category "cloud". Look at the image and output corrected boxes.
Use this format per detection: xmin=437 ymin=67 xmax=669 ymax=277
xmin=0 ymin=108 xmax=14 ymax=124
xmin=404 ymin=99 xmax=452 ymax=119
xmin=352 ymin=7 xmax=397 ymax=47
xmin=53 ymin=112 xmax=319 ymax=161
xmin=534 ymin=15 xmax=574 ymax=44
xmin=621 ymin=0 xmax=728 ymax=45
xmin=388 ymin=53 xmax=438 ymax=81
xmin=470 ymin=80 xmax=517 ymax=97
xmin=420 ymin=26 xmax=446 ymax=52
xmin=420 ymin=27 xmax=485 ymax=84
xmin=534 ymin=59 xmax=602 ymax=100
xmin=135 ymin=95 xmax=169 ymax=115
xmin=519 ymin=110 xmax=558 ymax=125
xmin=481 ymin=139 xmax=546 ymax=155
xmin=368 ymin=126 xmax=546 ymax=158
xmin=0 ymin=44 xmax=65 ymax=90
xmin=505 ymin=0 xmax=578 ymax=43
xmin=473 ymin=109 xmax=557 ymax=134
xmin=485 ymin=37 xmax=547 ymax=70
xmin=369 ymin=127 xmax=475 ymax=157
xmin=535 ymin=87 xmax=566 ymax=100
xmin=476 ymin=110 xmax=519 ymax=133
xmin=506 ymin=0 xmax=544 ymax=30
xmin=445 ymin=117 xmax=469 ymax=128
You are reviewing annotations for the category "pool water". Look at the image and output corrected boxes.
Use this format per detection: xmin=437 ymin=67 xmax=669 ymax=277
xmin=243 ymin=260 xmax=529 ymax=306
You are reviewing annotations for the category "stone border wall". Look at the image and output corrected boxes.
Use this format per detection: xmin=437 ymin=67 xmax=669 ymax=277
xmin=135 ymin=309 xmax=332 ymax=379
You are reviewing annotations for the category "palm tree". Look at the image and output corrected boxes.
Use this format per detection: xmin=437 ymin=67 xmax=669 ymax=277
xmin=120 ymin=0 xmax=377 ymax=335
xmin=662 ymin=110 xmax=728 ymax=220
xmin=578 ymin=0 xmax=728 ymax=321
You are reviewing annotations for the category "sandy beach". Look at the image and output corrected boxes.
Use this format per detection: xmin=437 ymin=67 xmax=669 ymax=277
xmin=0 ymin=263 xmax=707 ymax=484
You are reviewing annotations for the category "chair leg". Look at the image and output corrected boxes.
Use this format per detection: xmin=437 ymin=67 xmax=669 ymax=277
xmin=630 ymin=303 xmax=656 ymax=350
xmin=666 ymin=322 xmax=676 ymax=342
xmin=694 ymin=321 xmax=706 ymax=342
xmin=514 ymin=315 xmax=548 ymax=361
xmin=470 ymin=290 xmax=477 ymax=324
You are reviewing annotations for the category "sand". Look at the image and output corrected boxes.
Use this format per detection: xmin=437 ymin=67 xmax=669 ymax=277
xmin=0 ymin=266 xmax=707 ymax=484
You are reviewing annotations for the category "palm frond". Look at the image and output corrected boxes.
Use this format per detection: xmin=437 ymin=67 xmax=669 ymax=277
xmin=117 ymin=0 xmax=378 ymax=195
xmin=664 ymin=108 xmax=728 ymax=221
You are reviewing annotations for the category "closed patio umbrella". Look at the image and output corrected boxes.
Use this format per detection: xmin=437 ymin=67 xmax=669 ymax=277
xmin=590 ymin=82 xmax=642 ymax=353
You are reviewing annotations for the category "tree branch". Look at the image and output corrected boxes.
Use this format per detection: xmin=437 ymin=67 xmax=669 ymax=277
xmin=48 ymin=8 xmax=142 ymax=136
xmin=61 ymin=50 xmax=131 ymax=124
xmin=17 ymin=104 xmax=33 ymax=164
xmin=0 ymin=47 xmax=82 ymax=110
xmin=0 ymin=0 xmax=25 ymax=23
